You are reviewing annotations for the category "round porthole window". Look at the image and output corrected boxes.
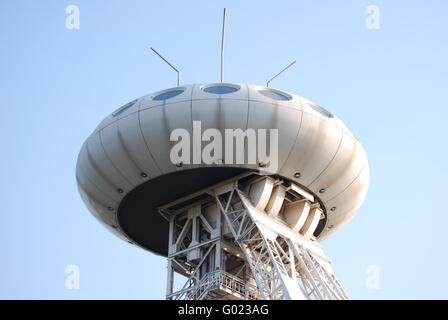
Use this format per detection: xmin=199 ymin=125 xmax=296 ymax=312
xmin=259 ymin=89 xmax=292 ymax=101
xmin=153 ymin=89 xmax=185 ymax=101
xmin=202 ymin=84 xmax=240 ymax=94
xmin=112 ymin=99 xmax=138 ymax=117
xmin=308 ymin=103 xmax=333 ymax=118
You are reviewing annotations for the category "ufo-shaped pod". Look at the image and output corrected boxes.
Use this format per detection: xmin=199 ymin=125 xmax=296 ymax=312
xmin=75 ymin=83 xmax=369 ymax=255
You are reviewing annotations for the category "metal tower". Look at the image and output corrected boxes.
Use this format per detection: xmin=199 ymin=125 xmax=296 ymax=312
xmin=76 ymin=9 xmax=369 ymax=300
xmin=162 ymin=173 xmax=349 ymax=300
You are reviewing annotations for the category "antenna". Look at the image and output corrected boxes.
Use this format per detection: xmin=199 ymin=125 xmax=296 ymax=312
xmin=150 ymin=47 xmax=180 ymax=87
xmin=221 ymin=8 xmax=227 ymax=82
xmin=266 ymin=60 xmax=297 ymax=87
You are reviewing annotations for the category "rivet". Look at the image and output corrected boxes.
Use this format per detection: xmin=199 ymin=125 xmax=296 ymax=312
xmin=140 ymin=172 xmax=148 ymax=178
xmin=175 ymin=162 xmax=183 ymax=168
xmin=294 ymin=172 xmax=301 ymax=178
xmin=319 ymin=188 xmax=326 ymax=194
xmin=117 ymin=188 xmax=124 ymax=194
xmin=330 ymin=207 xmax=336 ymax=212
xmin=258 ymin=162 xmax=266 ymax=168
xmin=107 ymin=206 xmax=114 ymax=212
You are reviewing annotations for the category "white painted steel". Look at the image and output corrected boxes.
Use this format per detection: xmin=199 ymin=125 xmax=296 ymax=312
xmin=165 ymin=177 xmax=349 ymax=300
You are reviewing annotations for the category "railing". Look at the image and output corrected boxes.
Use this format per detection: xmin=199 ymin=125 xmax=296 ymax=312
xmin=167 ymin=270 xmax=259 ymax=300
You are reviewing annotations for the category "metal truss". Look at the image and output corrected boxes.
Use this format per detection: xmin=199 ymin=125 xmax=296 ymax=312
xmin=162 ymin=174 xmax=349 ymax=300
xmin=215 ymin=184 xmax=349 ymax=300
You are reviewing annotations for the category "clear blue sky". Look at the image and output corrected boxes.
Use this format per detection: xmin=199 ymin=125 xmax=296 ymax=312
xmin=1 ymin=0 xmax=447 ymax=299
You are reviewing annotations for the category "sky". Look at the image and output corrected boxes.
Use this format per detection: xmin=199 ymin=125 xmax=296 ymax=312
xmin=0 ymin=0 xmax=447 ymax=299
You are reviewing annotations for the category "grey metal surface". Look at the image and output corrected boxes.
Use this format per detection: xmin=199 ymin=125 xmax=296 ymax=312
xmin=76 ymin=83 xmax=369 ymax=255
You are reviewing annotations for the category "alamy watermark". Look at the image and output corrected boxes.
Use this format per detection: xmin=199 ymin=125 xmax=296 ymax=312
xmin=365 ymin=5 xmax=381 ymax=30
xmin=170 ymin=121 xmax=279 ymax=173
xmin=65 ymin=265 xmax=80 ymax=290
xmin=65 ymin=5 xmax=80 ymax=30
xmin=365 ymin=265 xmax=380 ymax=290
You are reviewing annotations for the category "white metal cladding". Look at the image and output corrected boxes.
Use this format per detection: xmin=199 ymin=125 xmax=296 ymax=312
xmin=76 ymin=83 xmax=369 ymax=248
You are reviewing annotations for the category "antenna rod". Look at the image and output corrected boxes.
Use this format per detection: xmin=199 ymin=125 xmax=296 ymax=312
xmin=221 ymin=8 xmax=227 ymax=82
xmin=266 ymin=60 xmax=297 ymax=87
xmin=150 ymin=47 xmax=180 ymax=86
